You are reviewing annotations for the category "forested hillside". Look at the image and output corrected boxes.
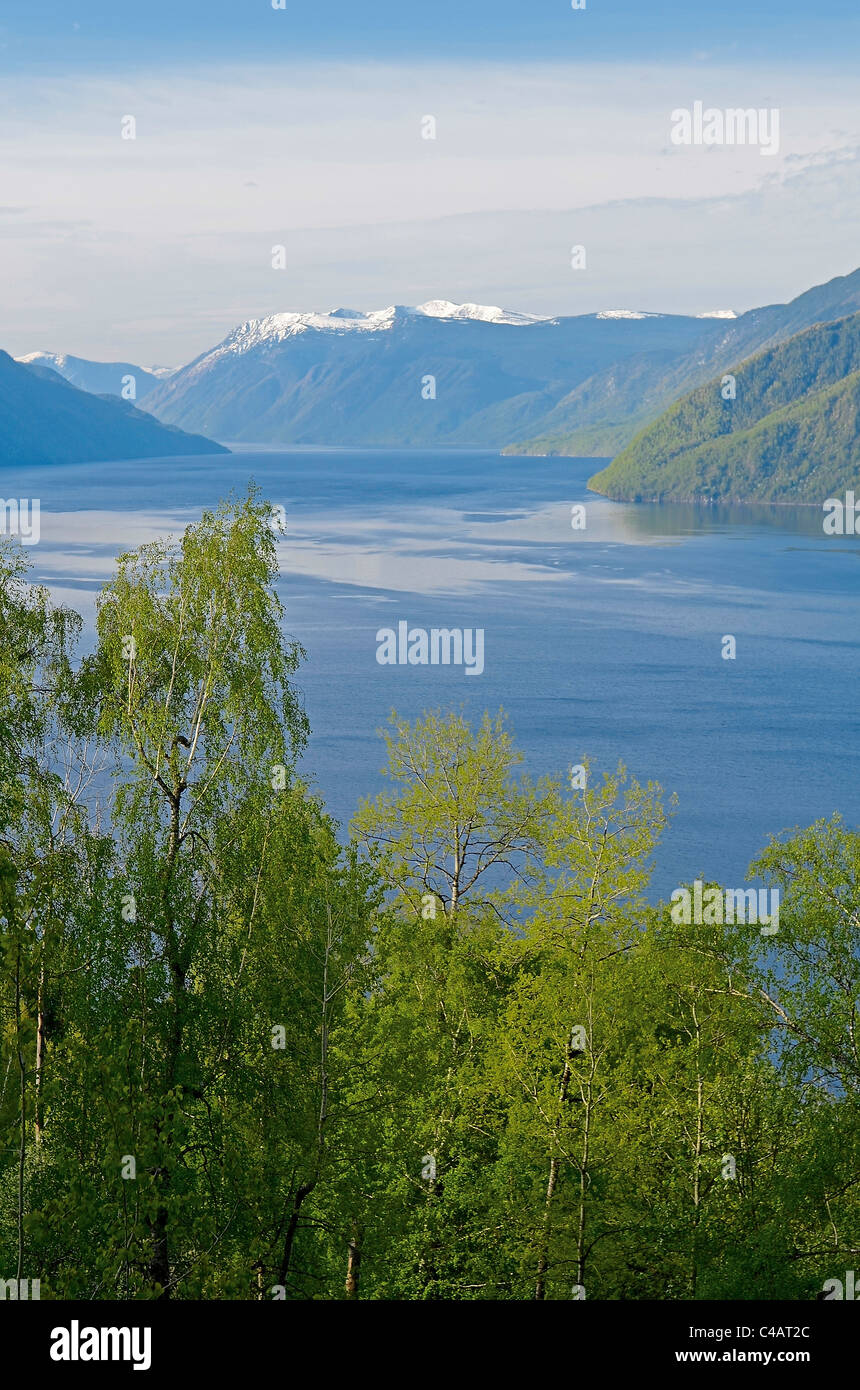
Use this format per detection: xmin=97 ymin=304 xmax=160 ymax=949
xmin=1 ymin=497 xmax=857 ymax=1300
xmin=505 ymin=265 xmax=860 ymax=459
xmin=589 ymin=313 xmax=860 ymax=502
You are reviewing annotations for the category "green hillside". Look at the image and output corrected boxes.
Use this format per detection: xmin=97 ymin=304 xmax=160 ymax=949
xmin=588 ymin=313 xmax=860 ymax=502
xmin=504 ymin=266 xmax=860 ymax=459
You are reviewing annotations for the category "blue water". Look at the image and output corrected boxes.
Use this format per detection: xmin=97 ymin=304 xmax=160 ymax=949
xmin=10 ymin=446 xmax=860 ymax=900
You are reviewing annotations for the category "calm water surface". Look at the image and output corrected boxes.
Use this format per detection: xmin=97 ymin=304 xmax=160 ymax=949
xmin=10 ymin=446 xmax=860 ymax=899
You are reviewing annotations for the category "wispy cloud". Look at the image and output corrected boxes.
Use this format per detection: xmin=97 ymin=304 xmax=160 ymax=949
xmin=2 ymin=61 xmax=858 ymax=360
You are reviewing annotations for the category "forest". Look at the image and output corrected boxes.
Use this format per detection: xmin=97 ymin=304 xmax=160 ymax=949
xmin=588 ymin=312 xmax=860 ymax=505
xmin=1 ymin=492 xmax=857 ymax=1300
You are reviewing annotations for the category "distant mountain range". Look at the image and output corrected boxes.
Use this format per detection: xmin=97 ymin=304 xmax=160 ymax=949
xmin=137 ymin=299 xmax=719 ymax=447
xmin=589 ymin=310 xmax=860 ymax=503
xmin=14 ymin=352 xmax=175 ymax=400
xmin=0 ymin=353 xmax=227 ymax=466
xmin=13 ymin=268 xmax=860 ymax=497
xmin=507 ymin=267 xmax=860 ymax=458
xmin=131 ymin=273 xmax=860 ymax=473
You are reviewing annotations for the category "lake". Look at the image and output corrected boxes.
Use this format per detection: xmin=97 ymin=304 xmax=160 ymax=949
xmin=9 ymin=445 xmax=860 ymax=901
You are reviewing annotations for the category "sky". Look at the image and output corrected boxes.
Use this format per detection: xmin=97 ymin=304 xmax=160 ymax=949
xmin=1 ymin=2 xmax=859 ymax=364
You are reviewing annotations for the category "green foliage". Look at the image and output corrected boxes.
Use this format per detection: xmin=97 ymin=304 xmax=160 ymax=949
xmin=0 ymin=503 xmax=856 ymax=1300
xmin=589 ymin=312 xmax=860 ymax=503
xmin=505 ymin=269 xmax=860 ymax=463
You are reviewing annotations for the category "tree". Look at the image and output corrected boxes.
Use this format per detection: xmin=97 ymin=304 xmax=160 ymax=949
xmin=76 ymin=490 xmax=310 ymax=1295
xmin=491 ymin=765 xmax=668 ymax=1299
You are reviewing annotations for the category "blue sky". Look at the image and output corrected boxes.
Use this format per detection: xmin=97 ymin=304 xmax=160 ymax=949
xmin=1 ymin=1 xmax=856 ymax=66
xmin=1 ymin=3 xmax=858 ymax=363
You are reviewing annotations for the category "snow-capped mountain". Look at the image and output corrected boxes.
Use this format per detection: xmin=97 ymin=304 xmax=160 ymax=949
xmin=413 ymin=300 xmax=550 ymax=325
xmin=24 ymin=271 xmax=860 ymax=455
xmin=15 ymin=352 xmax=169 ymax=400
xmin=141 ymin=299 xmax=713 ymax=448
xmin=201 ymin=301 xmax=553 ymax=359
xmin=595 ymin=310 xmax=664 ymax=320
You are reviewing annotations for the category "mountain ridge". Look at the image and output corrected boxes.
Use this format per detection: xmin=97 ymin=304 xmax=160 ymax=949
xmin=503 ymin=267 xmax=860 ymax=457
xmin=587 ymin=310 xmax=860 ymax=503
xmin=0 ymin=352 xmax=228 ymax=466
xmin=18 ymin=269 xmax=860 ymax=469
xmin=141 ymin=300 xmax=721 ymax=448
xmin=14 ymin=351 xmax=170 ymax=400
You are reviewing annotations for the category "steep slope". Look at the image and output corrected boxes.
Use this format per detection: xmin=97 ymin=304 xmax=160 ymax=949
xmin=142 ymin=300 xmax=714 ymax=447
xmin=588 ymin=313 xmax=860 ymax=503
xmin=505 ymin=266 xmax=860 ymax=457
xmin=0 ymin=353 xmax=227 ymax=465
xmin=15 ymin=352 xmax=167 ymax=400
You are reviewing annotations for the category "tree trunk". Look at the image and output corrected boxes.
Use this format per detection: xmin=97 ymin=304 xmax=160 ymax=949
xmin=34 ymin=964 xmax=45 ymax=1145
xmin=15 ymin=945 xmax=26 ymax=1284
xmin=277 ymin=1179 xmax=316 ymax=1287
xmin=575 ymin=1063 xmax=594 ymax=1291
xmin=147 ymin=787 xmax=185 ymax=1299
xmin=690 ymin=1006 xmax=704 ymax=1298
xmin=345 ymin=1223 xmax=362 ymax=1299
xmin=147 ymin=1197 xmax=171 ymax=1297
xmin=534 ymin=1057 xmax=572 ymax=1300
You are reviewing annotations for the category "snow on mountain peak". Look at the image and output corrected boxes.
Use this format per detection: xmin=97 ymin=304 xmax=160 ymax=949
xmin=413 ymin=300 xmax=549 ymax=325
xmin=209 ymin=300 xmax=551 ymax=358
xmin=595 ymin=310 xmax=664 ymax=320
xmin=17 ymin=350 xmax=68 ymax=368
xmin=213 ymin=307 xmax=398 ymax=355
xmin=696 ymin=309 xmax=738 ymax=319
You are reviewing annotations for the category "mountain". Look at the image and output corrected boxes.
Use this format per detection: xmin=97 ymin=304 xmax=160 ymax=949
xmin=141 ymin=300 xmax=717 ymax=447
xmin=0 ymin=352 xmax=228 ymax=466
xmin=15 ymin=352 xmax=170 ymax=400
xmin=504 ymin=267 xmax=860 ymax=457
xmin=588 ymin=312 xmax=860 ymax=503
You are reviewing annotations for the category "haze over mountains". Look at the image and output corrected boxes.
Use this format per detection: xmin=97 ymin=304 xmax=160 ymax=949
xmin=9 ymin=268 xmax=860 ymax=488
xmin=15 ymin=352 xmax=172 ymax=400
xmin=130 ymin=271 xmax=860 ymax=468
xmin=509 ymin=267 xmax=860 ymax=459
xmin=139 ymin=298 xmax=715 ymax=449
xmin=0 ymin=353 xmax=227 ymax=467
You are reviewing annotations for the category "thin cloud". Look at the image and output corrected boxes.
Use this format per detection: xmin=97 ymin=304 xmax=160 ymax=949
xmin=1 ymin=60 xmax=858 ymax=360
